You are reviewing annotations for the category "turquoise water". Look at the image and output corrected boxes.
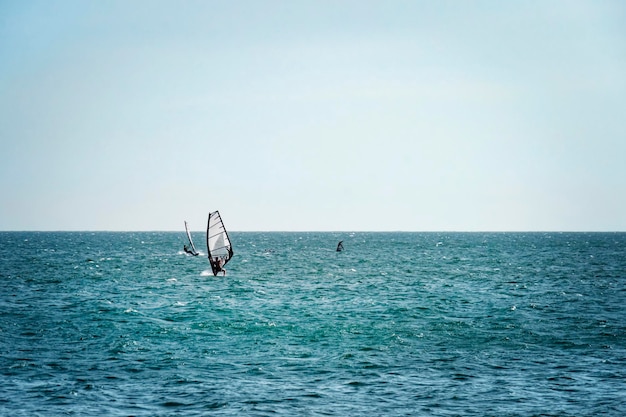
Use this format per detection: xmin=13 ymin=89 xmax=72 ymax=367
xmin=1 ymin=232 xmax=625 ymax=416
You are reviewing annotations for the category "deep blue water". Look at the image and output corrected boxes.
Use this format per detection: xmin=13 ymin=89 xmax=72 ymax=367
xmin=1 ymin=232 xmax=625 ymax=416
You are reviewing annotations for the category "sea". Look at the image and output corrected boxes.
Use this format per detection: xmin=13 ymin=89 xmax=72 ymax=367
xmin=1 ymin=231 xmax=625 ymax=416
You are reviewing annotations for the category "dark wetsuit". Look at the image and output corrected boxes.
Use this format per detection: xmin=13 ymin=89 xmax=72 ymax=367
xmin=212 ymin=257 xmax=225 ymax=276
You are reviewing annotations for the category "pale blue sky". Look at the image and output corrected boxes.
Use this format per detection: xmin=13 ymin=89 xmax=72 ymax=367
xmin=1 ymin=0 xmax=625 ymax=231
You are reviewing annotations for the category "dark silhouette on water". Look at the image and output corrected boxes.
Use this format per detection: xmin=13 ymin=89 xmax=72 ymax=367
xmin=184 ymin=245 xmax=198 ymax=256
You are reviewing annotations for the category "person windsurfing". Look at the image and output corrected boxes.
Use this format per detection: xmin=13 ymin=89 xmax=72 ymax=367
xmin=336 ymin=241 xmax=344 ymax=252
xmin=212 ymin=256 xmax=226 ymax=276
xmin=184 ymin=244 xmax=198 ymax=256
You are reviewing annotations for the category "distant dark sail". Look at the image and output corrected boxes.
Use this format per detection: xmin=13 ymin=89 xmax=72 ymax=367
xmin=336 ymin=241 xmax=344 ymax=252
xmin=206 ymin=211 xmax=234 ymax=276
xmin=184 ymin=221 xmax=199 ymax=256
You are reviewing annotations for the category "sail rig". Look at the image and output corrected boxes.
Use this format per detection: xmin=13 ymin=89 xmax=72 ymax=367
xmin=184 ymin=221 xmax=199 ymax=256
xmin=206 ymin=210 xmax=234 ymax=276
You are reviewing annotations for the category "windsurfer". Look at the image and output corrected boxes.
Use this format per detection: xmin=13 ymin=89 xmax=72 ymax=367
xmin=213 ymin=256 xmax=226 ymax=276
xmin=184 ymin=245 xmax=198 ymax=256
xmin=336 ymin=241 xmax=344 ymax=252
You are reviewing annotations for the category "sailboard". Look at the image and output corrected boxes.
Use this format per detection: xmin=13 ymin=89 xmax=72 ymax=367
xmin=183 ymin=221 xmax=199 ymax=256
xmin=206 ymin=210 xmax=234 ymax=276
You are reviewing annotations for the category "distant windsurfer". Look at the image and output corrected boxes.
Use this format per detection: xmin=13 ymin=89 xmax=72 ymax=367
xmin=336 ymin=241 xmax=344 ymax=252
xmin=184 ymin=245 xmax=198 ymax=256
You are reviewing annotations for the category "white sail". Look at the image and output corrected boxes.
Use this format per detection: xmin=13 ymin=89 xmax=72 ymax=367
xmin=184 ymin=221 xmax=199 ymax=256
xmin=206 ymin=211 xmax=233 ymax=275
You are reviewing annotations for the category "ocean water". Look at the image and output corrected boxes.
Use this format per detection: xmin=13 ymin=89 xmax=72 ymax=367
xmin=1 ymin=231 xmax=625 ymax=416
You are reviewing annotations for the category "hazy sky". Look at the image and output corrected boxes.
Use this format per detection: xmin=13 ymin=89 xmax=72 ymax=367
xmin=1 ymin=0 xmax=625 ymax=231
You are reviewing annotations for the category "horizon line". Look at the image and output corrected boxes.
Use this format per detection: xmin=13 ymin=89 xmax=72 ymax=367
xmin=1 ymin=230 xmax=625 ymax=233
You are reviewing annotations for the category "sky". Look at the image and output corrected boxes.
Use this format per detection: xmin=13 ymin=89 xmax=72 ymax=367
xmin=1 ymin=0 xmax=625 ymax=231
